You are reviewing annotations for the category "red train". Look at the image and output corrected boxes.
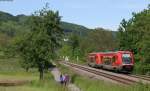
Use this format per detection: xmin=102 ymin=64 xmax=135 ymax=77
xmin=87 ymin=51 xmax=134 ymax=72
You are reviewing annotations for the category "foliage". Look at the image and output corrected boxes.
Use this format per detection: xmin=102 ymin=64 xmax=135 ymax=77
xmin=0 ymin=12 xmax=30 ymax=58
xmin=58 ymin=44 xmax=72 ymax=58
xmin=69 ymin=33 xmax=80 ymax=58
xmin=0 ymin=33 xmax=10 ymax=50
xmin=87 ymin=28 xmax=117 ymax=51
xmin=16 ymin=5 xmax=63 ymax=80
xmin=118 ymin=6 xmax=150 ymax=74
xmin=133 ymin=62 xmax=150 ymax=75
xmin=78 ymin=28 xmax=118 ymax=61
xmin=58 ymin=28 xmax=118 ymax=63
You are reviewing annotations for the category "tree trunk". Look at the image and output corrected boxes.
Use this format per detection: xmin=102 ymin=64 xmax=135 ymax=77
xmin=26 ymin=67 xmax=29 ymax=72
xmin=39 ymin=67 xmax=44 ymax=80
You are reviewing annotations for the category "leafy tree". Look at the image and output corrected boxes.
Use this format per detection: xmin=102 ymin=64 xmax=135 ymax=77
xmin=58 ymin=44 xmax=72 ymax=59
xmin=69 ymin=33 xmax=80 ymax=59
xmin=118 ymin=5 xmax=150 ymax=74
xmin=86 ymin=28 xmax=117 ymax=52
xmin=16 ymin=5 xmax=63 ymax=80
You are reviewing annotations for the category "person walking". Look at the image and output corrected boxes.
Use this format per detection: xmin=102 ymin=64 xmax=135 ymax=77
xmin=64 ymin=74 xmax=70 ymax=86
xmin=60 ymin=74 xmax=64 ymax=85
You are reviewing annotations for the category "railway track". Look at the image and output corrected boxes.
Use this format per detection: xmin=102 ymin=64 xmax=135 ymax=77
xmin=62 ymin=61 xmax=138 ymax=85
xmin=128 ymin=75 xmax=150 ymax=81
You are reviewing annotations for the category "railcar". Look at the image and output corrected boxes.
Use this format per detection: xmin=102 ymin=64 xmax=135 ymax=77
xmin=87 ymin=51 xmax=134 ymax=72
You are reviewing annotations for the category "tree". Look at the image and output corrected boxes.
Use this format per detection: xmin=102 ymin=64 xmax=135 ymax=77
xmin=58 ymin=44 xmax=72 ymax=58
xmin=118 ymin=6 xmax=150 ymax=58
xmin=86 ymin=28 xmax=117 ymax=52
xmin=17 ymin=5 xmax=63 ymax=80
xmin=117 ymin=5 xmax=150 ymax=74
xmin=69 ymin=33 xmax=80 ymax=59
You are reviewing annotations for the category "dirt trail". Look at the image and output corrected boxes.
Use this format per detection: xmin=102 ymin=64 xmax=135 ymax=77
xmin=51 ymin=68 xmax=81 ymax=91
xmin=0 ymin=80 xmax=30 ymax=86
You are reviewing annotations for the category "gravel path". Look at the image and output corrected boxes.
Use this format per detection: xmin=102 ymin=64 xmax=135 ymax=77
xmin=51 ymin=68 xmax=61 ymax=82
xmin=51 ymin=68 xmax=81 ymax=91
xmin=68 ymin=84 xmax=81 ymax=91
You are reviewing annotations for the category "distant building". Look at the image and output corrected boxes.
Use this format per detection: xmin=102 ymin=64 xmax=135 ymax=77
xmin=64 ymin=38 xmax=69 ymax=42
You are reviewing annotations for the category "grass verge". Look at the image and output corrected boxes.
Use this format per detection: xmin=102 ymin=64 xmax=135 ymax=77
xmin=58 ymin=62 xmax=150 ymax=91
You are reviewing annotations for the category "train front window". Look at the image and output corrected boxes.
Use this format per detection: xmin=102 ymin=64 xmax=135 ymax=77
xmin=122 ymin=54 xmax=132 ymax=64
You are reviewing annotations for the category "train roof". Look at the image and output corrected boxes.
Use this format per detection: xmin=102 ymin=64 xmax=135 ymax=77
xmin=89 ymin=51 xmax=131 ymax=55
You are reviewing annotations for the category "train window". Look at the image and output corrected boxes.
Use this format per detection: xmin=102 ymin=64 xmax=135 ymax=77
xmin=122 ymin=54 xmax=132 ymax=64
xmin=103 ymin=57 xmax=111 ymax=65
xmin=112 ymin=56 xmax=116 ymax=63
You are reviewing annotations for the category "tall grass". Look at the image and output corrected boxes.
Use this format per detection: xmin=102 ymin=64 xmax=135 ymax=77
xmin=74 ymin=76 xmax=150 ymax=91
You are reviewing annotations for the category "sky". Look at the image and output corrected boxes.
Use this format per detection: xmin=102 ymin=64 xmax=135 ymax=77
xmin=0 ymin=0 xmax=149 ymax=31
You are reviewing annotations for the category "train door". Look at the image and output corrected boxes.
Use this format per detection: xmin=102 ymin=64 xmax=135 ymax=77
xmin=112 ymin=56 xmax=117 ymax=66
xmin=102 ymin=55 xmax=116 ymax=70
xmin=95 ymin=54 xmax=102 ymax=67
xmin=95 ymin=55 xmax=101 ymax=64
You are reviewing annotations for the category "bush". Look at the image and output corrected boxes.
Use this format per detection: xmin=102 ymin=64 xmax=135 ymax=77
xmin=133 ymin=62 xmax=150 ymax=75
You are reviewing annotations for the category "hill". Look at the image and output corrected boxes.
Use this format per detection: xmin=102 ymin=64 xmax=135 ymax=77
xmin=0 ymin=11 xmax=16 ymax=22
xmin=0 ymin=11 xmax=89 ymax=35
